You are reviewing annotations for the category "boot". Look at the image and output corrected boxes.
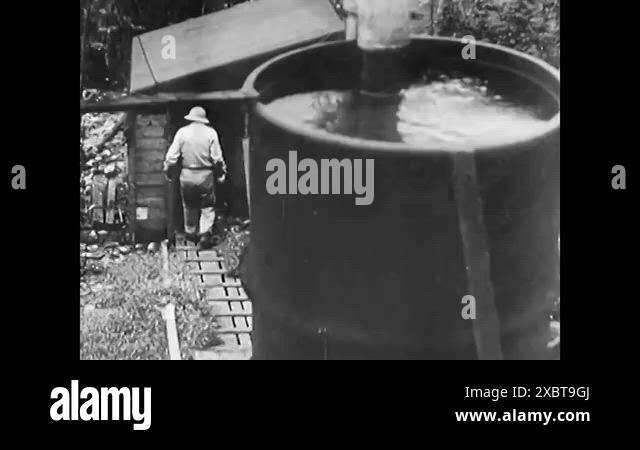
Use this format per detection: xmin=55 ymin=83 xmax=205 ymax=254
xmin=197 ymin=233 xmax=214 ymax=251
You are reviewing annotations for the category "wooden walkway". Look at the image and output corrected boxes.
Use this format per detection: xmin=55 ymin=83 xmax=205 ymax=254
xmin=175 ymin=234 xmax=252 ymax=360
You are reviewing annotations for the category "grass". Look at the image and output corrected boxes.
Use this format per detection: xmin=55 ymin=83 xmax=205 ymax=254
xmin=80 ymin=250 xmax=222 ymax=360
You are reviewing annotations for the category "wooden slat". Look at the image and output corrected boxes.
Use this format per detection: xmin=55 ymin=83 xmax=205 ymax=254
xmin=233 ymin=316 xmax=251 ymax=331
xmin=241 ymin=302 xmax=253 ymax=314
xmin=190 ymin=267 xmax=225 ymax=274
xmin=129 ymin=36 xmax=157 ymax=97
xmin=209 ymin=311 xmax=252 ymax=317
xmin=208 ymin=300 xmax=233 ymax=316
xmin=136 ymin=185 xmax=166 ymax=200
xmin=131 ymin=0 xmax=343 ymax=92
xmin=216 ymin=316 xmax=234 ymax=329
xmin=125 ymin=112 xmax=137 ymax=241
xmin=214 ymin=328 xmax=253 ymax=335
xmin=186 ymin=259 xmax=224 ymax=267
xmin=203 ymin=274 xmax=224 ymax=285
xmin=238 ymin=333 xmax=252 ymax=348
xmin=218 ymin=333 xmax=241 ymax=349
xmin=135 ymin=172 xmax=166 ymax=186
xmin=81 ymin=90 xmax=258 ymax=113
xmin=136 ymin=114 xmax=167 ymax=128
xmin=135 ymin=194 xmax=165 ymax=208
xmin=136 ymin=123 xmax=165 ymax=139
xmin=198 ymin=250 xmax=220 ymax=260
xmin=134 ymin=137 xmax=168 ymax=155
xmin=207 ymin=286 xmax=228 ymax=300
xmin=200 ymin=261 xmax=225 ymax=269
xmin=105 ymin=179 xmax=117 ymax=224
xmin=161 ymin=240 xmax=171 ymax=289
xmin=161 ymin=303 xmax=182 ymax=360
xmin=223 ymin=275 xmax=242 ymax=287
xmin=91 ymin=174 xmax=107 ymax=224
xmin=165 ymin=105 xmax=179 ymax=244
xmin=226 ymin=288 xmax=249 ymax=301
xmin=135 ymin=155 xmax=165 ymax=179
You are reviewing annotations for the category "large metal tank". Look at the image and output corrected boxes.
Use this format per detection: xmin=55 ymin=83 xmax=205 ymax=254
xmin=242 ymin=37 xmax=560 ymax=359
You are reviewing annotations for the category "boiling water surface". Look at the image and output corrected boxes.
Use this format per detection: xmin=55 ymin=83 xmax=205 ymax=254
xmin=265 ymin=76 xmax=553 ymax=149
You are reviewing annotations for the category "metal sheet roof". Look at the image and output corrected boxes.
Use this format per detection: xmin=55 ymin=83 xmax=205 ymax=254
xmin=130 ymin=0 xmax=344 ymax=93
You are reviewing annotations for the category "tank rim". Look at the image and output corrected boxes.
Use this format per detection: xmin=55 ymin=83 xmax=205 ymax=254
xmin=243 ymin=37 xmax=560 ymax=154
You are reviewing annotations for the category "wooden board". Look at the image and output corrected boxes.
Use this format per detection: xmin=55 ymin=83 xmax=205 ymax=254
xmin=126 ymin=112 xmax=138 ymax=240
xmin=161 ymin=304 xmax=182 ymax=360
xmin=136 ymin=185 xmax=166 ymax=200
xmin=130 ymin=37 xmax=157 ymax=95
xmin=135 ymin=150 xmax=166 ymax=173
xmin=105 ymin=179 xmax=117 ymax=224
xmin=81 ymin=91 xmax=258 ymax=113
xmin=135 ymin=172 xmax=166 ymax=187
xmin=128 ymin=111 xmax=171 ymax=242
xmin=130 ymin=0 xmax=343 ymax=92
xmin=91 ymin=174 xmax=107 ymax=224
xmin=134 ymin=137 xmax=168 ymax=154
xmin=176 ymin=234 xmax=254 ymax=359
xmin=136 ymin=114 xmax=167 ymax=128
xmin=135 ymin=195 xmax=165 ymax=209
xmin=136 ymin=123 xmax=166 ymax=139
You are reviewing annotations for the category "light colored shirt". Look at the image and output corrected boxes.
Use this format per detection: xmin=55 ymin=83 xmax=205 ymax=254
xmin=163 ymin=122 xmax=226 ymax=172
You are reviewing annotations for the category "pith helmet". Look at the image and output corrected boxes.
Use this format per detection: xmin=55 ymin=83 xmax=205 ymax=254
xmin=184 ymin=106 xmax=210 ymax=124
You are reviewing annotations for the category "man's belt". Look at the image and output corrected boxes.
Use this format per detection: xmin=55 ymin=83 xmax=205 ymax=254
xmin=181 ymin=166 xmax=214 ymax=170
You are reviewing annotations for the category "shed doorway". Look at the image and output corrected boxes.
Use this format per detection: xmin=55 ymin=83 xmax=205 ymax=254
xmin=165 ymin=101 xmax=250 ymax=241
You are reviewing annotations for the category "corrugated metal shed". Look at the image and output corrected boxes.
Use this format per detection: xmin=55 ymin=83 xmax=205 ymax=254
xmin=130 ymin=0 xmax=344 ymax=93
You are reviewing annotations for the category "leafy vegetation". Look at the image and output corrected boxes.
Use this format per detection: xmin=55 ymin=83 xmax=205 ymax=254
xmin=80 ymin=0 xmax=559 ymax=91
xmin=435 ymin=0 xmax=560 ymax=67
xmin=80 ymin=0 xmax=255 ymax=90
xmin=80 ymin=250 xmax=222 ymax=360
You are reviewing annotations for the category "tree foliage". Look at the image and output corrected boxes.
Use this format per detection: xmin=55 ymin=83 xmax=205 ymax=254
xmin=80 ymin=0 xmax=560 ymax=90
xmin=80 ymin=0 xmax=254 ymax=90
xmin=331 ymin=0 xmax=560 ymax=67
xmin=436 ymin=0 xmax=560 ymax=66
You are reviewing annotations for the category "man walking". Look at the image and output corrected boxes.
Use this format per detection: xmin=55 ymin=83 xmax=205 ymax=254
xmin=164 ymin=106 xmax=227 ymax=250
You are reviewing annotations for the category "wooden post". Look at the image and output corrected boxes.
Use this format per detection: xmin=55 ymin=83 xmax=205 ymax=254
xmin=344 ymin=0 xmax=358 ymax=40
xmin=243 ymin=138 xmax=251 ymax=217
xmin=228 ymin=103 xmax=249 ymax=217
xmin=161 ymin=239 xmax=171 ymax=289
xmin=80 ymin=2 xmax=90 ymax=97
xmin=161 ymin=303 xmax=182 ymax=360
xmin=105 ymin=179 xmax=117 ymax=224
xmin=159 ymin=239 xmax=180 ymax=359
xmin=165 ymin=106 xmax=179 ymax=244
xmin=125 ymin=112 xmax=137 ymax=242
xmin=91 ymin=174 xmax=107 ymax=225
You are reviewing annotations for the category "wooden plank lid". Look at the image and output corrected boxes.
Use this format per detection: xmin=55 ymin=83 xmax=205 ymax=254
xmin=130 ymin=0 xmax=344 ymax=93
